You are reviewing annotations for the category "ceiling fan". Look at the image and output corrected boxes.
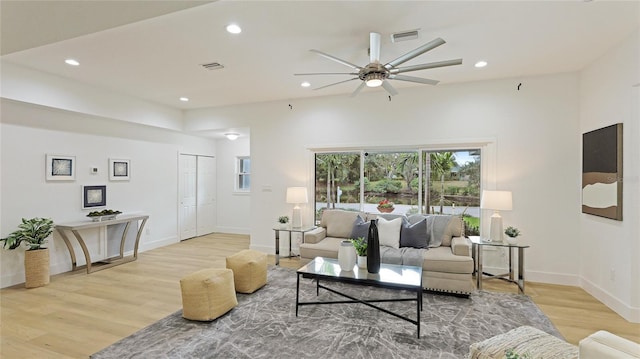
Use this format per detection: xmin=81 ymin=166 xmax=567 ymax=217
xmin=295 ymin=32 xmax=462 ymax=97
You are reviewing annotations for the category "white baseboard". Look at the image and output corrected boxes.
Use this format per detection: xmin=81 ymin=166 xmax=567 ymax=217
xmin=580 ymin=276 xmax=640 ymax=323
xmin=481 ymin=266 xmax=580 ymax=286
xmin=139 ymin=235 xmax=178 ymax=252
xmin=215 ymin=226 xmax=250 ymax=235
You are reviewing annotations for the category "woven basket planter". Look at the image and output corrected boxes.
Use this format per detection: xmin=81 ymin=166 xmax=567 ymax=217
xmin=25 ymin=248 xmax=50 ymax=288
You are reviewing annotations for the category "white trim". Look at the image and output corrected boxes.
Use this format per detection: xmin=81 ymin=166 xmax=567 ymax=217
xmin=215 ymin=226 xmax=250 ymax=235
xmin=581 ymin=276 xmax=640 ymax=323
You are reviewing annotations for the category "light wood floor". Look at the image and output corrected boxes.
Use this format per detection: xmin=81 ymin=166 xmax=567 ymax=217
xmin=1 ymin=233 xmax=638 ymax=358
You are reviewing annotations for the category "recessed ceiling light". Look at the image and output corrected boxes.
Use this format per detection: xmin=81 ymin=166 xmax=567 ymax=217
xmin=301 ymin=82 xmax=311 ymax=88
xmin=179 ymin=97 xmax=189 ymax=102
xmin=474 ymin=61 xmax=488 ymax=68
xmin=226 ymin=24 xmax=242 ymax=34
xmin=65 ymin=59 xmax=80 ymax=66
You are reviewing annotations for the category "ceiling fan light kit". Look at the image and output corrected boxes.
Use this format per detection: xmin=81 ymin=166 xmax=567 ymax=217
xmin=295 ymin=32 xmax=463 ymax=97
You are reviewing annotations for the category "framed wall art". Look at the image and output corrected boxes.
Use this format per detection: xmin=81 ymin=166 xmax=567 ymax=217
xmin=109 ymin=158 xmax=130 ymax=181
xmin=83 ymin=185 xmax=107 ymax=209
xmin=46 ymin=154 xmax=76 ymax=181
xmin=582 ymin=123 xmax=623 ymax=221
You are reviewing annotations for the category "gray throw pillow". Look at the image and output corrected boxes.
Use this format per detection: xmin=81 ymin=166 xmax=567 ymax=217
xmin=350 ymin=215 xmax=370 ymax=240
xmin=400 ymin=217 xmax=428 ymax=248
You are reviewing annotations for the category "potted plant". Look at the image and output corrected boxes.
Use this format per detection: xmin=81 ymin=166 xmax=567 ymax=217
xmin=377 ymin=199 xmax=394 ymax=213
xmin=0 ymin=217 xmax=55 ymax=288
xmin=278 ymin=216 xmax=289 ymax=229
xmin=504 ymin=226 xmax=521 ymax=245
xmin=350 ymin=237 xmax=368 ymax=269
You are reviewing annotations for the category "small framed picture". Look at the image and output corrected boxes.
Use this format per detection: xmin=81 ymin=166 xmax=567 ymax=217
xmin=83 ymin=185 xmax=107 ymax=209
xmin=46 ymin=154 xmax=76 ymax=181
xmin=109 ymin=159 xmax=130 ymax=181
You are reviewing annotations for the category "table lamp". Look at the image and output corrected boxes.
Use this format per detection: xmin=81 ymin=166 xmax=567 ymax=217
xmin=286 ymin=187 xmax=308 ymax=228
xmin=480 ymin=190 xmax=512 ymax=242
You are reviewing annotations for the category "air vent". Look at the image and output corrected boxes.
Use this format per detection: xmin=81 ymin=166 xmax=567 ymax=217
xmin=391 ymin=30 xmax=419 ymax=43
xmin=201 ymin=62 xmax=224 ymax=70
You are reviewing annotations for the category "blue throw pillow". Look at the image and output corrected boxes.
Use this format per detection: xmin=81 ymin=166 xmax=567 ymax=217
xmin=400 ymin=217 xmax=428 ymax=248
xmin=350 ymin=215 xmax=370 ymax=240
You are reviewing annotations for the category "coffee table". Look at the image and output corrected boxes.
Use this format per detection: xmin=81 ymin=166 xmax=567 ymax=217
xmin=295 ymin=257 xmax=423 ymax=337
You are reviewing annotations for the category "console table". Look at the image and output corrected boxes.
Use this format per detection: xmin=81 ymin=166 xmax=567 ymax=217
xmin=469 ymin=236 xmax=530 ymax=293
xmin=56 ymin=214 xmax=149 ymax=274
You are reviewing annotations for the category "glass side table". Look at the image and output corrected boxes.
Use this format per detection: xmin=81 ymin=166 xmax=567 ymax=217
xmin=273 ymin=226 xmax=316 ymax=265
xmin=469 ymin=236 xmax=530 ymax=294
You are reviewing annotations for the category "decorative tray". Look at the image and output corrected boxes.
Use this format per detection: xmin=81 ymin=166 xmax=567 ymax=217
xmin=87 ymin=210 xmax=122 ymax=222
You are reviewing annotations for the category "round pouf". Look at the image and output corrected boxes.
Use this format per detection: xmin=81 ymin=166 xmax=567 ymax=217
xmin=180 ymin=268 xmax=238 ymax=321
xmin=226 ymin=249 xmax=267 ymax=294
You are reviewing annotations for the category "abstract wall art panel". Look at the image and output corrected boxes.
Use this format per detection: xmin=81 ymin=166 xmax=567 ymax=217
xmin=582 ymin=123 xmax=623 ymax=221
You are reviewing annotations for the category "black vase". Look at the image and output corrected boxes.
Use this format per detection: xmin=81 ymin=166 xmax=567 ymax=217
xmin=367 ymin=219 xmax=381 ymax=274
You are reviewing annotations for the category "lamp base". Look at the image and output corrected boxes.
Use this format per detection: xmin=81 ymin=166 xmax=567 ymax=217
xmin=291 ymin=206 xmax=302 ymax=228
xmin=488 ymin=212 xmax=503 ymax=242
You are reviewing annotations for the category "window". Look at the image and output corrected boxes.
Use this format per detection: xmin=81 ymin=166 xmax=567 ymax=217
xmin=236 ymin=156 xmax=250 ymax=191
xmin=314 ymin=153 xmax=360 ymax=216
xmin=314 ymin=148 xmax=481 ymax=235
xmin=424 ymin=150 xmax=481 ymax=235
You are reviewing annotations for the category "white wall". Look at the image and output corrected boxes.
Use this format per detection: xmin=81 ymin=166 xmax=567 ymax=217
xmin=1 ymin=62 xmax=184 ymax=131
xmin=185 ymin=72 xmax=582 ymax=287
xmin=215 ymin=136 xmax=251 ymax=234
xmin=0 ymin=99 xmax=216 ymax=288
xmin=579 ymin=29 xmax=640 ymax=322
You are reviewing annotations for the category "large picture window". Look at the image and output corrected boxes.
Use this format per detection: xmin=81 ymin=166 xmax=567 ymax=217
xmin=314 ymin=149 xmax=481 ymax=235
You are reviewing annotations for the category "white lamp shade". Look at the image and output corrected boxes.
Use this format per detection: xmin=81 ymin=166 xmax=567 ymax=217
xmin=286 ymin=187 xmax=308 ymax=204
xmin=480 ymin=190 xmax=513 ymax=211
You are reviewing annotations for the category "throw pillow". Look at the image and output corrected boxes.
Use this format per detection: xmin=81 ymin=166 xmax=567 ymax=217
xmin=350 ymin=215 xmax=370 ymax=240
xmin=400 ymin=217 xmax=428 ymax=248
xmin=376 ymin=217 xmax=402 ymax=249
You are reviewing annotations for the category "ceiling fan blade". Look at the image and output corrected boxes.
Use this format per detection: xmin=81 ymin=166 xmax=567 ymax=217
xmin=310 ymin=49 xmax=362 ymax=70
xmin=390 ymin=59 xmax=463 ymax=74
xmin=370 ymin=32 xmax=381 ymax=64
xmin=381 ymin=80 xmax=398 ymax=96
xmin=313 ymin=78 xmax=359 ymax=91
xmin=350 ymin=82 xmax=366 ymax=97
xmin=389 ymin=74 xmax=439 ymax=85
xmin=384 ymin=37 xmax=446 ymax=69
xmin=294 ymin=72 xmax=359 ymax=76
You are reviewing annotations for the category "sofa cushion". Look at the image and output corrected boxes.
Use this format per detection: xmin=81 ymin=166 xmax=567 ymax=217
xmin=377 ymin=217 xmax=402 ymax=249
xmin=400 ymin=217 xmax=428 ymax=248
xmin=350 ymin=215 xmax=370 ymax=240
xmin=422 ymin=246 xmax=474 ymax=274
xmin=321 ymin=210 xmax=361 ymax=238
xmin=430 ymin=215 xmax=464 ymax=247
xmin=380 ymin=246 xmax=424 ymax=267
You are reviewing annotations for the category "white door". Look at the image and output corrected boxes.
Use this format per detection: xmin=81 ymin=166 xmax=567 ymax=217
xmin=179 ymin=154 xmax=197 ymax=240
xmin=197 ymin=156 xmax=216 ymax=236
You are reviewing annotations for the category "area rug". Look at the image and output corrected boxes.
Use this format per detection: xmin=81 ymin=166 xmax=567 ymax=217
xmin=92 ymin=266 xmax=561 ymax=359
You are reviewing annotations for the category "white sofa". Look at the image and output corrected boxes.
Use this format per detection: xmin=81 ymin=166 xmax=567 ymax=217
xmin=300 ymin=209 xmax=475 ymax=295
xmin=579 ymin=330 xmax=640 ymax=359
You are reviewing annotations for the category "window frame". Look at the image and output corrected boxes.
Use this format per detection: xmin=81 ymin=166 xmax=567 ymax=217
xmin=235 ymin=156 xmax=251 ymax=192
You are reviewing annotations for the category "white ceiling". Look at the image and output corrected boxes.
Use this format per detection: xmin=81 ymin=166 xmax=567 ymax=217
xmin=1 ymin=1 xmax=638 ymax=111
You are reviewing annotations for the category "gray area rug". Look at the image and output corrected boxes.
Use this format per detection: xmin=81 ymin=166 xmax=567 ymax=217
xmin=92 ymin=266 xmax=561 ymax=359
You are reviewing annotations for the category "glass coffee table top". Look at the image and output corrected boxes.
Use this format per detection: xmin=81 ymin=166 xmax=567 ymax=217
xmin=297 ymin=257 xmax=422 ymax=289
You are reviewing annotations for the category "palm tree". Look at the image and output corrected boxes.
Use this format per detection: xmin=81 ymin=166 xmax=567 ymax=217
xmin=397 ymin=152 xmax=419 ymax=192
xmin=429 ymin=152 xmax=456 ymax=214
xmin=316 ymin=154 xmax=356 ymax=208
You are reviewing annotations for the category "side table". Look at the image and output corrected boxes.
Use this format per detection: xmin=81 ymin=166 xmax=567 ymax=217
xmin=273 ymin=226 xmax=316 ymax=265
xmin=469 ymin=236 xmax=530 ymax=294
